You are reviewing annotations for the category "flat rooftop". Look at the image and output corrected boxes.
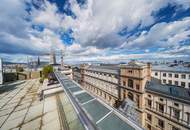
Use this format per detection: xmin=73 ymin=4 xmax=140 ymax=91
xmin=55 ymin=71 xmax=143 ymax=130
xmin=0 ymin=79 xmax=71 ymax=130
xmin=152 ymin=64 xmax=190 ymax=73
xmin=0 ymin=74 xmax=144 ymax=130
xmin=146 ymin=78 xmax=190 ymax=103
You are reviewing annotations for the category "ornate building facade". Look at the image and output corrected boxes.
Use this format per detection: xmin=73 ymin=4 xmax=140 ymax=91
xmin=73 ymin=61 xmax=190 ymax=130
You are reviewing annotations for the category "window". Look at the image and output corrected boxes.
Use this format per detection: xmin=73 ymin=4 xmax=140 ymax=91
xmin=136 ymin=95 xmax=140 ymax=108
xmin=163 ymin=79 xmax=166 ymax=83
xmin=175 ymin=74 xmax=179 ymax=78
xmin=172 ymin=126 xmax=180 ymax=130
xmin=158 ymin=104 xmax=164 ymax=113
xmin=123 ymin=81 xmax=126 ymax=86
xmin=163 ymin=73 xmax=166 ymax=77
xmin=168 ymin=80 xmax=172 ymax=85
xmin=128 ymin=70 xmax=133 ymax=73
xmin=121 ymin=101 xmax=126 ymax=109
xmin=148 ymin=94 xmax=151 ymax=98
xmin=136 ymin=84 xmax=140 ymax=90
xmin=160 ymin=98 xmax=164 ymax=101
xmin=189 ymin=75 xmax=190 ymax=79
xmin=128 ymin=79 xmax=133 ymax=88
xmin=189 ymin=83 xmax=190 ymax=88
xmin=155 ymin=72 xmax=158 ymax=76
xmin=174 ymin=103 xmax=179 ymax=107
xmin=128 ymin=92 xmax=134 ymax=101
xmin=181 ymin=74 xmax=186 ymax=79
xmin=187 ymin=113 xmax=190 ymax=124
xmin=147 ymin=124 xmax=151 ymax=130
xmin=158 ymin=119 xmax=164 ymax=128
xmin=123 ymin=90 xmax=126 ymax=99
xmin=147 ymin=113 xmax=152 ymax=122
xmin=174 ymin=81 xmax=178 ymax=86
xmin=147 ymin=99 xmax=152 ymax=108
xmin=169 ymin=73 xmax=172 ymax=77
xmin=181 ymin=82 xmax=186 ymax=87
xmin=173 ymin=108 xmax=180 ymax=120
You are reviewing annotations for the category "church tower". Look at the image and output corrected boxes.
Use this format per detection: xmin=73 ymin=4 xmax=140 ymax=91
xmin=50 ymin=48 xmax=56 ymax=65
xmin=61 ymin=49 xmax=64 ymax=68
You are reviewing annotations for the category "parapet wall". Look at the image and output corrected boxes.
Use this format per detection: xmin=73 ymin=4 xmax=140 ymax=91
xmin=3 ymin=71 xmax=42 ymax=82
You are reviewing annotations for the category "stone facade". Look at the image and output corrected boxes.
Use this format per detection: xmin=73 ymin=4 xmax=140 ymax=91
xmin=145 ymin=92 xmax=190 ymax=130
xmin=152 ymin=67 xmax=190 ymax=89
xmin=72 ymin=61 xmax=190 ymax=130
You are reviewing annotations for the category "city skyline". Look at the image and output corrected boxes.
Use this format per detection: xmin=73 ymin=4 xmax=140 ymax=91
xmin=0 ymin=0 xmax=190 ymax=63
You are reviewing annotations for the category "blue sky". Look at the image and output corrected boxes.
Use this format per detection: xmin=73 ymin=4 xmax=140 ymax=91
xmin=0 ymin=0 xmax=190 ymax=63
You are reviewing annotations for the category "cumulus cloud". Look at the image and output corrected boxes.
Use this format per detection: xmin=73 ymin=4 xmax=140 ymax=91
xmin=0 ymin=0 xmax=65 ymax=57
xmin=0 ymin=0 xmax=190 ymax=63
xmin=62 ymin=0 xmax=168 ymax=48
xmin=0 ymin=0 xmax=29 ymax=38
xmin=122 ymin=17 xmax=190 ymax=50
xmin=60 ymin=0 xmax=190 ymax=63
xmin=32 ymin=1 xmax=64 ymax=29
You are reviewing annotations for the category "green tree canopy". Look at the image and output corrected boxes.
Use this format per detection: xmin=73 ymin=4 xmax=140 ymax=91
xmin=42 ymin=65 xmax=53 ymax=78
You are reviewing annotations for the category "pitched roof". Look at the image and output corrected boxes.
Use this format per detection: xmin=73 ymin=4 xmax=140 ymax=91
xmin=146 ymin=78 xmax=190 ymax=103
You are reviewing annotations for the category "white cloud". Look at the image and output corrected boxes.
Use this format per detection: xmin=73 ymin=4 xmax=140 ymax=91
xmin=64 ymin=51 xmax=190 ymax=64
xmin=0 ymin=0 xmax=190 ymax=63
xmin=61 ymin=0 xmax=170 ymax=49
xmin=0 ymin=0 xmax=65 ymax=57
xmin=122 ymin=17 xmax=190 ymax=49
xmin=32 ymin=1 xmax=63 ymax=29
xmin=0 ymin=0 xmax=29 ymax=38
xmin=66 ymin=43 xmax=104 ymax=57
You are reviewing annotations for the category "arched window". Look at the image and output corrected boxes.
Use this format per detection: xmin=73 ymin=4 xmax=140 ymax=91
xmin=128 ymin=79 xmax=133 ymax=88
xmin=128 ymin=92 xmax=134 ymax=101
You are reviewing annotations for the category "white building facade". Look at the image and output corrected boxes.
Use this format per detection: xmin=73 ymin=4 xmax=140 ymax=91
xmin=152 ymin=65 xmax=190 ymax=89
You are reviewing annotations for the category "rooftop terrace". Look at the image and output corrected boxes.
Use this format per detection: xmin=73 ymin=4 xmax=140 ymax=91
xmin=0 ymin=79 xmax=62 ymax=130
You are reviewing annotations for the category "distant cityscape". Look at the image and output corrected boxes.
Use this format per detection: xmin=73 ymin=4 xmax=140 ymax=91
xmin=0 ymin=52 xmax=190 ymax=130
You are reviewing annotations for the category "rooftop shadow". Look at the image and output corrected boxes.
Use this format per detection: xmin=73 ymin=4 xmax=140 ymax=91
xmin=0 ymin=81 xmax=26 ymax=94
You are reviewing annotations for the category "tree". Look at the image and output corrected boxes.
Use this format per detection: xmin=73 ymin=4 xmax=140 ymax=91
xmin=42 ymin=65 xmax=53 ymax=78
